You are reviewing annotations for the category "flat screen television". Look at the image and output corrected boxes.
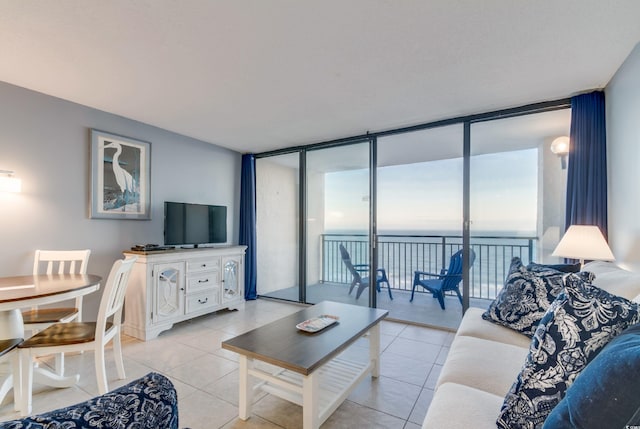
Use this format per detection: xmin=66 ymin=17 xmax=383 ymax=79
xmin=164 ymin=201 xmax=227 ymax=246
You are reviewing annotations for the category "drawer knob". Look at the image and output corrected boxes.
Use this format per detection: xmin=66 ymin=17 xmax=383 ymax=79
xmin=198 ymin=279 xmax=209 ymax=283
xmin=198 ymin=297 xmax=208 ymax=304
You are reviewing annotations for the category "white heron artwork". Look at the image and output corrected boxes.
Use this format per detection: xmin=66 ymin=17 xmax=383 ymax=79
xmin=103 ymin=141 xmax=139 ymax=211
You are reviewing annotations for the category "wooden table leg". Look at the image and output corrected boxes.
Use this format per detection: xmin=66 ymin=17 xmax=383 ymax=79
xmin=369 ymin=323 xmax=381 ymax=378
xmin=302 ymin=371 xmax=320 ymax=429
xmin=238 ymin=355 xmax=253 ymax=421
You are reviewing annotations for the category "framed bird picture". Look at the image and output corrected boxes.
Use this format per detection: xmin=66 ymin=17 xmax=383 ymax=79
xmin=90 ymin=129 xmax=151 ymax=220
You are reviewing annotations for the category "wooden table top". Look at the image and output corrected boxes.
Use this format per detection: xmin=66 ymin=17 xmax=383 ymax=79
xmin=222 ymin=301 xmax=388 ymax=375
xmin=0 ymin=274 xmax=102 ymax=304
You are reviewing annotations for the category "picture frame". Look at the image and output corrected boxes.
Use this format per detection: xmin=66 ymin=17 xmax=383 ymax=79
xmin=90 ymin=129 xmax=151 ymax=220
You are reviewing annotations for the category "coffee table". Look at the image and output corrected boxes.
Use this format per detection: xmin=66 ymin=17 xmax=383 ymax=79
xmin=222 ymin=301 xmax=388 ymax=429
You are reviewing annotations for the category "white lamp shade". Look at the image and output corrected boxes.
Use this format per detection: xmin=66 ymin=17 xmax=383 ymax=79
xmin=552 ymin=225 xmax=614 ymax=262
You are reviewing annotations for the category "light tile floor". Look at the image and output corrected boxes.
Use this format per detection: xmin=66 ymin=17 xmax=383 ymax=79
xmin=0 ymin=299 xmax=453 ymax=429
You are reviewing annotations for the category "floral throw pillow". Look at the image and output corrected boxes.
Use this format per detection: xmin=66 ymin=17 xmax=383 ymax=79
xmin=496 ymin=274 xmax=640 ymax=429
xmin=482 ymin=258 xmax=566 ymax=337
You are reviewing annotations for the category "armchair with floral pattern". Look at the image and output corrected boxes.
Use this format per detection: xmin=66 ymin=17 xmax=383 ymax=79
xmin=0 ymin=372 xmax=179 ymax=429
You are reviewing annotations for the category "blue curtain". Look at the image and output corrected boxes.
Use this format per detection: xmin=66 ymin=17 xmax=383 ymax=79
xmin=239 ymin=154 xmax=257 ymax=300
xmin=565 ymin=91 xmax=608 ymax=238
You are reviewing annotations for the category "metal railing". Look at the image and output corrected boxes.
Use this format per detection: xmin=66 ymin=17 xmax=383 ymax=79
xmin=321 ymin=233 xmax=536 ymax=300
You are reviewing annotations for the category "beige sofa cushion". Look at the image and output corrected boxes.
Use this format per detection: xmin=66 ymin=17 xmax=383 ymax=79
xmin=422 ymin=383 xmax=504 ymax=429
xmin=583 ymin=261 xmax=640 ymax=300
xmin=437 ymin=335 xmax=528 ymax=396
xmin=456 ymin=307 xmax=532 ymax=348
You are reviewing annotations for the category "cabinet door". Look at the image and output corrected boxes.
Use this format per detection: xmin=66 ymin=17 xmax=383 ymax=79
xmin=222 ymin=257 xmax=243 ymax=302
xmin=152 ymin=262 xmax=185 ymax=324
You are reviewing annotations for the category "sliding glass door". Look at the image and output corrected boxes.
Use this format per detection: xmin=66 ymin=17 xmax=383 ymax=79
xmin=377 ymin=125 xmax=464 ymax=328
xmin=254 ymin=101 xmax=571 ymax=330
xmin=305 ymin=142 xmax=371 ymax=306
xmin=467 ymin=109 xmax=571 ymax=310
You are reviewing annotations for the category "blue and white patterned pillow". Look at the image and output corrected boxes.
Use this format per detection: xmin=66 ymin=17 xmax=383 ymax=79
xmin=482 ymin=258 xmax=567 ymax=337
xmin=496 ymin=274 xmax=640 ymax=429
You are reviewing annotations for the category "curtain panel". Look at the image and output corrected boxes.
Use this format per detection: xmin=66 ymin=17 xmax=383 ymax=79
xmin=565 ymin=91 xmax=608 ymax=238
xmin=239 ymin=154 xmax=257 ymax=299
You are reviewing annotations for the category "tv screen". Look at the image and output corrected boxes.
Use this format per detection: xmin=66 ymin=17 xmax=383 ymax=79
xmin=164 ymin=202 xmax=227 ymax=246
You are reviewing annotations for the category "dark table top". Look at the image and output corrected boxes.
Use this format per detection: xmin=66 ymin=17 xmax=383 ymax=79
xmin=222 ymin=301 xmax=388 ymax=375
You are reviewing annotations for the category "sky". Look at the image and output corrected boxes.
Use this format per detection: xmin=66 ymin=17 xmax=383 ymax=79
xmin=324 ymin=148 xmax=538 ymax=234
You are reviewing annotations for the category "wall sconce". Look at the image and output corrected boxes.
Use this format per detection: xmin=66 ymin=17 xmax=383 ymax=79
xmin=550 ymin=136 xmax=570 ymax=169
xmin=0 ymin=170 xmax=22 ymax=193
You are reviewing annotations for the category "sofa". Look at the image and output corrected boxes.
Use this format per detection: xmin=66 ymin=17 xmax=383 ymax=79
xmin=422 ymin=261 xmax=640 ymax=429
xmin=0 ymin=372 xmax=179 ymax=429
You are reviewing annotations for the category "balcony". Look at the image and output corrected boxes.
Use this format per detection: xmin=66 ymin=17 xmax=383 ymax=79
xmin=322 ymin=233 xmax=536 ymax=300
xmin=261 ymin=233 xmax=537 ymax=330
xmin=329 ymin=234 xmax=536 ymax=328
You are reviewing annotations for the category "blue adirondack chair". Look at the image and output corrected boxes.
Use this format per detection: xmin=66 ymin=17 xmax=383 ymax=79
xmin=339 ymin=244 xmax=393 ymax=300
xmin=411 ymin=248 xmax=476 ymax=309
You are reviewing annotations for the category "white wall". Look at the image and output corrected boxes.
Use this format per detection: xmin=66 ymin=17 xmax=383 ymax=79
xmin=606 ymin=42 xmax=640 ymax=270
xmin=0 ymin=81 xmax=241 ymax=318
xmin=255 ymin=157 xmax=299 ymax=293
xmin=538 ymin=138 xmax=568 ymax=263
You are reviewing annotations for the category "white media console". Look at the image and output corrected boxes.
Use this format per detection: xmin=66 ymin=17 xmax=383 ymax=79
xmin=123 ymin=246 xmax=246 ymax=340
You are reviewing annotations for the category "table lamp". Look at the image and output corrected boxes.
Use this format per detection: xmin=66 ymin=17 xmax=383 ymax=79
xmin=552 ymin=225 xmax=614 ymax=267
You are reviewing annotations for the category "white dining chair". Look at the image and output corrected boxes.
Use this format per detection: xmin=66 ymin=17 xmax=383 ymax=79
xmin=18 ymin=256 xmax=137 ymax=416
xmin=23 ymin=249 xmax=91 ymax=375
xmin=25 ymin=249 xmax=92 ymax=329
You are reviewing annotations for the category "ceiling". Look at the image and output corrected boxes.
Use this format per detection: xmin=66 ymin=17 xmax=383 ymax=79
xmin=1 ymin=1 xmax=639 ymax=154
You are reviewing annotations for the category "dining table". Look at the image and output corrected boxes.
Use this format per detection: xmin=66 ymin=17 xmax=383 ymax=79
xmin=0 ymin=273 xmax=102 ymax=392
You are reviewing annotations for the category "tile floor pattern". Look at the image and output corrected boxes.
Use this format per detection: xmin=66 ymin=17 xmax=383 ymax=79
xmin=0 ymin=299 xmax=453 ymax=429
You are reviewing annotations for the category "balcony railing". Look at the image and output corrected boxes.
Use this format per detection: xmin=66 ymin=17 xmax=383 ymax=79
xmin=321 ymin=233 xmax=536 ymax=300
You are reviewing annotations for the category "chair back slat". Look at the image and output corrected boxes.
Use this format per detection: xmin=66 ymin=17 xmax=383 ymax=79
xmin=339 ymin=244 xmax=362 ymax=282
xmin=33 ymin=250 xmax=91 ymax=275
xmin=97 ymin=257 xmax=137 ymax=326
xmin=442 ymin=249 xmax=476 ymax=291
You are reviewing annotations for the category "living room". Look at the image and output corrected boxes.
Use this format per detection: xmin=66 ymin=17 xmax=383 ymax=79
xmin=1 ymin=2 xmax=640 ymax=428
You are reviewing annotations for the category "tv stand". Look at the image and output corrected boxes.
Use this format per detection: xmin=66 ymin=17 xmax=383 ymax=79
xmin=123 ymin=246 xmax=247 ymax=340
